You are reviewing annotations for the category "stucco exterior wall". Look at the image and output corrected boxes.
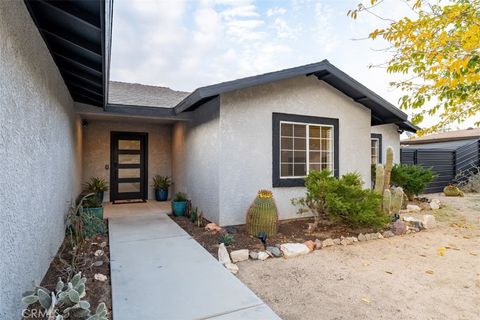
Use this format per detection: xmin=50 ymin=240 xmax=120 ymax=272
xmin=82 ymin=120 xmax=172 ymax=201
xmin=0 ymin=1 xmax=82 ymax=318
xmin=171 ymin=98 xmax=220 ymax=223
xmin=371 ymin=124 xmax=401 ymax=163
xmin=218 ymin=76 xmax=372 ymax=226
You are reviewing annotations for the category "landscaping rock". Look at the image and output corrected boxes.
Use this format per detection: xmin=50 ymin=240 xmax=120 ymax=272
xmin=280 ymin=243 xmax=310 ymax=258
xmin=249 ymin=251 xmax=259 ymax=260
xmin=224 ymin=262 xmax=239 ymax=275
xmin=94 ymin=250 xmax=104 ymax=257
xmin=422 ymin=215 xmax=437 ymax=229
xmin=323 ymin=238 xmax=335 ymax=247
xmin=93 ymin=260 xmax=103 ymax=267
xmin=225 ymin=226 xmax=238 ymax=234
xmin=333 ymin=238 xmax=341 ymax=245
xmin=230 ymin=249 xmax=249 ymax=263
xmin=304 ymin=240 xmax=315 ymax=252
xmin=358 ymin=233 xmax=367 ymax=241
xmin=406 ymin=204 xmax=422 ymax=212
xmin=94 ymin=273 xmax=107 ymax=282
xmin=257 ymin=251 xmax=270 ymax=261
xmin=205 ymin=223 xmax=222 ymax=233
xmin=430 ymin=199 xmax=441 ymax=210
xmin=351 ymin=237 xmax=358 ymax=242
xmin=218 ymin=243 xmax=231 ymax=264
xmin=365 ymin=233 xmax=374 ymax=241
xmin=376 ymin=232 xmax=384 ymax=239
xmin=382 ymin=230 xmax=395 ymax=238
xmin=393 ymin=219 xmax=407 ymax=235
xmin=99 ymin=241 xmax=107 ymax=248
xmin=266 ymin=246 xmax=282 ymax=257
xmin=314 ymin=239 xmax=323 ymax=249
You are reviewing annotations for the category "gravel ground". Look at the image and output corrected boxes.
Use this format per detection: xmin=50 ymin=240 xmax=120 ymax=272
xmin=237 ymin=194 xmax=480 ymax=320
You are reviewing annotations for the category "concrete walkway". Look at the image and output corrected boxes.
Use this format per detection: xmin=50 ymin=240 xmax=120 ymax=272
xmin=108 ymin=204 xmax=280 ymax=320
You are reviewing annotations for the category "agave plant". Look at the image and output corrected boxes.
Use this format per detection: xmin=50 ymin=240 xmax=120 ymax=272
xmin=84 ymin=177 xmax=109 ymax=193
xmin=152 ymin=175 xmax=172 ymax=191
xmin=22 ymin=272 xmax=108 ymax=320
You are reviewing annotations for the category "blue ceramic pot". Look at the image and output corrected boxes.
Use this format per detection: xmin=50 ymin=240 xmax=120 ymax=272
xmin=172 ymin=201 xmax=187 ymax=216
xmin=155 ymin=189 xmax=169 ymax=201
xmin=83 ymin=207 xmax=104 ymax=219
xmin=96 ymin=191 xmax=104 ymax=203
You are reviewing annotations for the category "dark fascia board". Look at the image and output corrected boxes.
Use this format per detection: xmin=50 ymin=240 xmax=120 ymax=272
xmin=397 ymin=120 xmax=420 ymax=133
xmin=105 ymin=104 xmax=176 ymax=118
xmin=102 ymin=0 xmax=114 ymax=109
xmin=173 ymin=60 xmax=409 ymax=125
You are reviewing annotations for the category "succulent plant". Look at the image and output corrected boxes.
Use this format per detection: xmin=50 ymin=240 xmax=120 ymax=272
xmin=382 ymin=189 xmax=391 ymax=215
xmin=22 ymin=272 xmax=108 ymax=320
xmin=374 ymin=164 xmax=385 ymax=194
xmin=443 ymin=184 xmax=464 ymax=197
xmin=246 ymin=190 xmax=278 ymax=237
xmin=384 ymin=147 xmax=394 ymax=189
xmin=218 ymin=233 xmax=234 ymax=246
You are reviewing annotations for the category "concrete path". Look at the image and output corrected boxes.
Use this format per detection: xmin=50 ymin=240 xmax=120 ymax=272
xmin=108 ymin=208 xmax=280 ymax=320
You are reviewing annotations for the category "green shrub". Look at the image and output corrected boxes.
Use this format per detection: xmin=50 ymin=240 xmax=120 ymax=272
xmin=292 ymin=170 xmax=388 ymax=229
xmin=391 ymin=164 xmax=436 ymax=200
xmin=218 ymin=233 xmax=234 ymax=246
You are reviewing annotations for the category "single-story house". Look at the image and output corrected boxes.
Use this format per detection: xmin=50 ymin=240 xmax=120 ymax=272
xmin=401 ymin=129 xmax=480 ymax=192
xmin=0 ymin=0 xmax=417 ymax=316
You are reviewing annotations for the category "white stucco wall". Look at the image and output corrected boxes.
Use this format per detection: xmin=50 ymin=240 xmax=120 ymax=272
xmin=218 ymin=76 xmax=372 ymax=226
xmin=371 ymin=124 xmax=401 ymax=163
xmin=171 ymin=98 xmax=220 ymax=223
xmin=0 ymin=1 xmax=82 ymax=318
xmin=82 ymin=120 xmax=172 ymax=201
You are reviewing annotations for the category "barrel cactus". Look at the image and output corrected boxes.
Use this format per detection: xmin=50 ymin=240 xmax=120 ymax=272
xmin=443 ymin=184 xmax=464 ymax=197
xmin=246 ymin=190 xmax=278 ymax=236
xmin=375 ymin=164 xmax=385 ymax=194
xmin=382 ymin=189 xmax=391 ymax=215
xmin=383 ymin=147 xmax=394 ymax=190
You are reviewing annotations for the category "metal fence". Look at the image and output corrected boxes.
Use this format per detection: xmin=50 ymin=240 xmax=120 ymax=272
xmin=400 ymin=139 xmax=480 ymax=193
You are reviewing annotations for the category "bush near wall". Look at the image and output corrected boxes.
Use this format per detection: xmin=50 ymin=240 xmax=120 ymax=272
xmin=391 ymin=164 xmax=436 ymax=200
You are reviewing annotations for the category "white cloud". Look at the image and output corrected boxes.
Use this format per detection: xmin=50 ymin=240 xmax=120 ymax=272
xmin=273 ymin=18 xmax=294 ymax=39
xmin=267 ymin=7 xmax=287 ymax=17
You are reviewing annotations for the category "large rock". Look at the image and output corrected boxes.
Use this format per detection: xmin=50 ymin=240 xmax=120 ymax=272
xmin=249 ymin=251 xmax=259 ymax=260
xmin=230 ymin=249 xmax=249 ymax=263
xmin=333 ymin=238 xmax=341 ymax=245
xmin=218 ymin=243 xmax=231 ymax=264
xmin=304 ymin=240 xmax=315 ymax=251
xmin=382 ymin=230 xmax=395 ymax=238
xmin=358 ymin=233 xmax=367 ymax=241
xmin=257 ymin=251 xmax=270 ymax=261
xmin=266 ymin=246 xmax=282 ymax=257
xmin=393 ymin=219 xmax=407 ymax=235
xmin=422 ymin=215 xmax=437 ymax=229
xmin=280 ymin=243 xmax=310 ymax=258
xmin=406 ymin=204 xmax=421 ymax=212
xmin=224 ymin=262 xmax=239 ymax=275
xmin=322 ymin=238 xmax=335 ymax=247
xmin=314 ymin=239 xmax=323 ymax=249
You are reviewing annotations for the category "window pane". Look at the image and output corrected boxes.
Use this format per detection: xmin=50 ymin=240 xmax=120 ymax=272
xmin=118 ymin=140 xmax=140 ymax=150
xmin=281 ymin=150 xmax=293 ymax=162
xmin=321 ymin=152 xmax=331 ymax=163
xmin=309 ymin=126 xmax=320 ymax=138
xmin=310 ymin=151 xmax=321 ymax=162
xmin=118 ymin=168 xmax=140 ymax=179
xmin=321 ymin=163 xmax=329 ymax=170
xmin=281 ymin=163 xmax=293 ymax=177
xmin=281 ymin=137 xmax=293 ymax=149
xmin=294 ymin=164 xmax=306 ymax=176
xmin=294 ymin=137 xmax=306 ymax=150
xmin=281 ymin=123 xmax=293 ymax=137
xmin=293 ymin=124 xmax=306 ymax=137
xmin=309 ymin=139 xmax=320 ymax=150
xmin=119 ymin=154 xmax=140 ymax=164
xmin=321 ymin=127 xmax=331 ymax=139
xmin=321 ymin=139 xmax=331 ymax=151
xmin=309 ymin=163 xmax=320 ymax=171
xmin=118 ymin=182 xmax=140 ymax=193
xmin=294 ymin=150 xmax=306 ymax=163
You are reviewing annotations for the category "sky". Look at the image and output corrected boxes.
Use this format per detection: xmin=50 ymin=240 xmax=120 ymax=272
xmin=110 ymin=0 xmax=477 ymax=130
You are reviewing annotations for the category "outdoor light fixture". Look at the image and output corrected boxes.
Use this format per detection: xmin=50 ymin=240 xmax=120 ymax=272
xmin=82 ymin=120 xmax=88 ymax=128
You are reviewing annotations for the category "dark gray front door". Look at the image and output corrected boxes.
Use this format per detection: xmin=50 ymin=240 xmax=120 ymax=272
xmin=110 ymin=132 xmax=148 ymax=203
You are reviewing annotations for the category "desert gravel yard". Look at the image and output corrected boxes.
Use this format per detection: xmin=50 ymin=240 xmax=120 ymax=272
xmin=237 ymin=194 xmax=480 ymax=320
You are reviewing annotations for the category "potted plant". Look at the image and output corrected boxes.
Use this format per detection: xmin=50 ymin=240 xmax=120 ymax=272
xmin=171 ymin=192 xmax=188 ymax=216
xmin=153 ymin=175 xmax=172 ymax=201
xmin=82 ymin=195 xmax=104 ymax=219
xmin=84 ymin=177 xmax=109 ymax=202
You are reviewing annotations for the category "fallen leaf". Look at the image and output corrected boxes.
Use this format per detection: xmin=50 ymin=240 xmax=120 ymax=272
xmin=463 ymin=235 xmax=471 ymax=239
xmin=426 ymin=270 xmax=434 ymax=275
xmin=361 ymin=297 xmax=371 ymax=304
xmin=437 ymin=247 xmax=446 ymax=256
xmin=470 ymin=252 xmax=477 ymax=256
xmin=385 ymin=271 xmax=393 ymax=274
xmin=419 ymin=254 xmax=427 ymax=257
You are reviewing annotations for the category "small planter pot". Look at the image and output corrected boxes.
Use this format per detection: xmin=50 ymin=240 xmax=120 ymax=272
xmin=96 ymin=191 xmax=104 ymax=203
xmin=155 ymin=189 xmax=169 ymax=201
xmin=171 ymin=201 xmax=187 ymax=217
xmin=83 ymin=207 xmax=104 ymax=220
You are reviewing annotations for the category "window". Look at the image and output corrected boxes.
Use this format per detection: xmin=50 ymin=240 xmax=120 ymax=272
xmin=280 ymin=122 xmax=333 ymax=177
xmin=370 ymin=133 xmax=382 ymax=164
xmin=273 ymin=113 xmax=339 ymax=187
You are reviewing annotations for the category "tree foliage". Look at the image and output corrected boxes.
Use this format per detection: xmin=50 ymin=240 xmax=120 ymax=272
xmin=349 ymin=0 xmax=480 ymax=134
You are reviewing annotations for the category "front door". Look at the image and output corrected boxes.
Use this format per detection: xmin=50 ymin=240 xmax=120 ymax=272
xmin=110 ymin=132 xmax=148 ymax=203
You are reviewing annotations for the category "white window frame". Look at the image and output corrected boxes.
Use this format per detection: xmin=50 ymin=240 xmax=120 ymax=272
xmin=371 ymin=137 xmax=380 ymax=164
xmin=279 ymin=120 xmax=335 ymax=179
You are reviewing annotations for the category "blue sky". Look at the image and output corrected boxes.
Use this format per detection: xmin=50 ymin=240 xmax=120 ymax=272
xmin=109 ymin=0 xmax=477 ymax=129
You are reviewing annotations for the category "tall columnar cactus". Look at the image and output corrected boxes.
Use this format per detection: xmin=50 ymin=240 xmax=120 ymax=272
xmin=391 ymin=187 xmax=404 ymax=214
xmin=374 ymin=164 xmax=385 ymax=194
xmin=382 ymin=189 xmax=391 ymax=215
xmin=384 ymin=147 xmax=394 ymax=191
xmin=246 ymin=190 xmax=278 ymax=236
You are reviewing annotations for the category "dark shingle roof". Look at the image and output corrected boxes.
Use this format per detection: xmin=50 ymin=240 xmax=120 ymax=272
xmin=108 ymin=81 xmax=190 ymax=108
xmin=401 ymin=128 xmax=480 ymax=145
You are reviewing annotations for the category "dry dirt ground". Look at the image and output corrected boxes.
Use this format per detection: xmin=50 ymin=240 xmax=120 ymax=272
xmin=237 ymin=193 xmax=480 ymax=320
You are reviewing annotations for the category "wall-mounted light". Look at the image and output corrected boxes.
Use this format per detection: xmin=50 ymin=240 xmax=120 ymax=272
xmin=82 ymin=120 xmax=88 ymax=128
